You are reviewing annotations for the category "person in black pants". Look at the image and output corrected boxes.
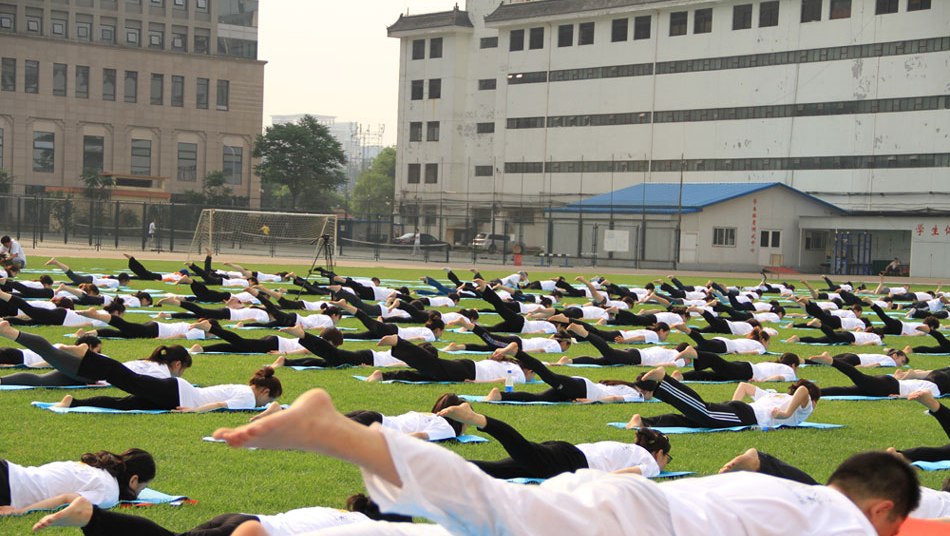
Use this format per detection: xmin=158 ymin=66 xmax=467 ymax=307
xmin=271 ymin=326 xmax=387 ymax=369
xmin=909 ymin=329 xmax=950 ymax=354
xmin=443 ymin=321 xmax=570 ymax=354
xmin=785 ymin=325 xmax=883 ymax=345
xmin=673 ymin=352 xmax=800 ymax=383
xmin=46 ymin=258 xmax=132 ymax=287
xmin=189 ymin=319 xmax=295 ymax=354
xmin=811 ymin=353 xmax=950 ymax=397
xmin=473 ymin=282 xmax=534 ymax=333
xmin=338 ymin=304 xmax=444 ymax=341
xmin=865 ymin=299 xmax=940 ymax=336
xmin=290 ymin=275 xmax=332 ymax=296
xmin=892 ymin=390 xmax=950 ymax=463
xmin=718 ymin=448 xmax=822 ymax=486
xmin=364 ymin=335 xmax=524 ymax=384
xmin=1 ymin=291 xmax=125 ymax=327
xmin=790 ymin=297 xmax=865 ymax=330
xmin=437 ymin=403 xmax=671 ymax=479
xmin=0 ymin=334 xmax=103 ymax=387
xmin=555 ymin=323 xmax=670 ymax=367
xmin=184 ymin=255 xmax=256 ymax=287
xmin=1 ymin=275 xmax=55 ymax=298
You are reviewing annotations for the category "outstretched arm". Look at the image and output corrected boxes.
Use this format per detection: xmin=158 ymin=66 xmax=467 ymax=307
xmin=772 ymin=386 xmax=811 ymax=419
xmin=731 ymin=382 xmax=758 ymax=401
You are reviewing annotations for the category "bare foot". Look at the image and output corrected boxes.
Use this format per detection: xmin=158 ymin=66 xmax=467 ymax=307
xmin=270 ymin=355 xmax=286 ymax=368
xmin=485 ymin=387 xmax=502 ymax=401
xmin=377 ymin=334 xmax=398 ymax=347
xmin=32 ymin=496 xmax=93 ymax=531
xmin=156 ymin=296 xmax=181 ymax=307
xmin=671 ymin=370 xmax=684 ymax=381
xmin=45 ymin=257 xmax=58 ymax=266
xmin=719 ymin=448 xmax=761 ymax=473
xmin=279 ymin=324 xmax=305 ymax=339
xmin=908 ymin=389 xmax=941 ymax=412
xmin=443 ymin=342 xmax=465 ymax=351
xmin=155 ymin=312 xmax=170 ymax=320
xmin=555 ymin=356 xmax=573 ymax=365
xmin=784 ymin=335 xmax=800 ymax=343
xmin=436 ymin=402 xmax=487 ymax=428
xmin=74 ymin=328 xmax=89 ymax=338
xmin=0 ymin=320 xmax=19 ymax=340
xmin=53 ymin=394 xmax=74 ymax=408
xmin=365 ymin=370 xmax=384 ymax=382
xmin=189 ymin=344 xmax=203 ymax=353
xmin=902 ymin=345 xmax=913 ymax=356
xmin=60 ymin=343 xmax=89 ymax=358
xmin=809 ymin=353 xmax=833 ymax=365
xmin=886 ymin=447 xmax=910 ymax=464
xmin=625 ymin=414 xmax=643 ymax=429
xmin=190 ymin=319 xmax=212 ymax=332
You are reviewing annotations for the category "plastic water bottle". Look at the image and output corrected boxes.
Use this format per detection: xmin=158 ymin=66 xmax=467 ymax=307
xmin=505 ymin=369 xmax=515 ymax=393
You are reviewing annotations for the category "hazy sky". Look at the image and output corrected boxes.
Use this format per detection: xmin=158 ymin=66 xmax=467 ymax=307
xmin=259 ymin=1 xmax=457 ymax=146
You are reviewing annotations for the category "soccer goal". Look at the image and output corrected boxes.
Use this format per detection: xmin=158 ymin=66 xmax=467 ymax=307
xmin=187 ymin=209 xmax=336 ymax=260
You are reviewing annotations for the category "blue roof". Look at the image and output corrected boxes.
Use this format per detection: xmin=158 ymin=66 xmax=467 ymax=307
xmin=550 ymin=182 xmax=842 ymax=215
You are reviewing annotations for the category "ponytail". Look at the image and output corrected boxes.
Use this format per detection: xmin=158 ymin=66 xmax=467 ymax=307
xmin=81 ymin=448 xmax=156 ymax=501
xmin=104 ymin=299 xmax=126 ymax=315
xmin=146 ymin=344 xmax=193 ymax=369
xmin=249 ymin=366 xmax=282 ymax=399
xmin=346 ymin=493 xmax=412 ymax=523
xmin=634 ymin=428 xmax=671 ymax=456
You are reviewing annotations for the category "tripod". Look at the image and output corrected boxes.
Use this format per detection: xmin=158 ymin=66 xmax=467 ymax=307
xmin=297 ymin=234 xmax=335 ymax=299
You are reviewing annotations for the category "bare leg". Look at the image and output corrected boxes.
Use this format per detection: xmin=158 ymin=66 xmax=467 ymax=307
xmin=718 ymin=448 xmax=761 ymax=473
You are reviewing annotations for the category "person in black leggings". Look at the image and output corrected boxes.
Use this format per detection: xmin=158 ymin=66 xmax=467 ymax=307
xmin=121 ymin=254 xmax=174 ymax=281
xmin=365 ymin=336 xmax=524 ymax=383
xmin=477 ymin=284 xmax=535 ymax=333
xmin=437 ymin=403 xmax=671 ymax=479
xmin=77 ymin=310 xmax=186 ymax=340
xmin=341 ymin=307 xmax=444 ymax=341
xmin=272 ymin=327 xmax=385 ymax=368
xmin=0 ymin=334 xmax=103 ymax=386
xmin=555 ymin=324 xmax=666 ymax=367
xmin=1 ymin=275 xmax=54 ymax=298
xmin=181 ymin=280 xmax=243 ymax=303
xmin=485 ymin=349 xmax=596 ymax=403
xmin=674 ymin=352 xmax=799 ymax=382
xmin=290 ymin=275 xmax=332 ymax=296
xmin=184 ymin=255 xmax=255 ymax=287
xmin=1 ymin=292 xmax=125 ymax=327
xmin=190 ymin=320 xmax=294 ymax=354
xmin=677 ymin=325 xmax=769 ymax=354
xmin=893 ymin=390 xmax=950 ymax=463
xmin=866 ymin=300 xmax=940 ymax=336
xmin=606 ymin=307 xmax=687 ymax=327
xmin=814 ymin=354 xmax=950 ymax=397
xmin=910 ymin=329 xmax=950 ymax=354
xmin=787 ymin=325 xmax=883 ymax=345
xmin=444 ymin=322 xmax=570 ymax=354
xmin=790 ymin=297 xmax=864 ymax=330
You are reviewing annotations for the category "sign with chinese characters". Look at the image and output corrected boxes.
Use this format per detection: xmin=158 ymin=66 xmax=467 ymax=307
xmin=914 ymin=223 xmax=950 ymax=238
xmin=750 ymin=198 xmax=757 ymax=253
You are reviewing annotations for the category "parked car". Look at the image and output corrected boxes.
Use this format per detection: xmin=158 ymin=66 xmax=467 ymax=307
xmin=471 ymin=233 xmax=512 ymax=254
xmin=393 ymin=232 xmax=452 ymax=250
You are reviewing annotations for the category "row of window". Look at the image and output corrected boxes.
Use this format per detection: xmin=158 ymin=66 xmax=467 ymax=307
xmin=411 ymin=37 xmax=443 ymax=60
xmin=502 ymin=153 xmax=950 ymax=174
xmin=16 ymin=129 xmax=243 ymax=184
xmin=409 ymin=78 xmax=441 ymax=100
xmin=506 ymin=35 xmax=950 ymax=86
xmin=502 ymin=95 xmax=949 ymax=130
xmin=408 ymin=121 xmax=497 ymax=141
xmin=405 ymin=163 xmax=439 ymax=184
xmin=712 ymin=228 xmax=784 ymax=249
xmin=0 ymin=59 xmax=230 ymax=110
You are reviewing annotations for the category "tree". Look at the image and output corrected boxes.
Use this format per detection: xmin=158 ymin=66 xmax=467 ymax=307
xmin=201 ymin=170 xmax=233 ymax=206
xmin=80 ymin=169 xmax=114 ymax=201
xmin=351 ymin=147 xmax=395 ymax=216
xmin=254 ymin=115 xmax=347 ymax=210
xmin=0 ymin=169 xmax=13 ymax=194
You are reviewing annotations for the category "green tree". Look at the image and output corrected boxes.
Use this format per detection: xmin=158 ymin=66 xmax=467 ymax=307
xmin=0 ymin=169 xmax=13 ymax=194
xmin=351 ymin=147 xmax=395 ymax=216
xmin=201 ymin=170 xmax=233 ymax=205
xmin=254 ymin=115 xmax=347 ymax=210
xmin=80 ymin=169 xmax=114 ymax=201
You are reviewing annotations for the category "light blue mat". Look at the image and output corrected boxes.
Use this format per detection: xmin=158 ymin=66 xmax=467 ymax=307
xmin=821 ymin=394 xmax=949 ymax=401
xmin=0 ymin=383 xmax=106 ymax=390
xmin=607 ymin=421 xmax=843 ymax=434
xmin=441 ymin=349 xmax=494 ymax=355
xmin=910 ymin=460 xmax=950 ymax=471
xmin=20 ymin=488 xmax=189 ymax=513
xmin=460 ymin=395 xmax=653 ymax=405
xmin=353 ymin=375 xmax=542 ymax=385
xmin=508 ymin=471 xmax=694 ymax=484
xmin=33 ymin=401 xmax=286 ymax=413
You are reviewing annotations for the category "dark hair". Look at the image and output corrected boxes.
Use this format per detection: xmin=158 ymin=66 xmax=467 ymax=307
xmin=458 ymin=308 xmax=479 ymax=321
xmin=431 ymin=392 xmax=464 ymax=437
xmin=371 ymin=277 xmax=381 ymax=285
xmin=539 ymin=297 xmax=553 ymax=307
xmin=923 ymin=316 xmax=941 ymax=330
xmin=772 ymin=305 xmax=786 ymax=316
xmin=426 ymin=309 xmax=442 ymax=320
xmin=39 ymin=275 xmax=54 ymax=286
xmin=346 ymin=493 xmax=412 ymax=523
xmin=246 ymin=276 xmax=259 ymax=286
xmin=447 ymin=292 xmax=460 ymax=302
xmin=924 ymin=371 xmax=950 ymax=395
xmin=147 ymin=345 xmax=193 ymax=369
xmin=76 ymin=334 xmax=103 ymax=351
xmin=562 ymin=306 xmax=583 ymax=319
xmin=53 ymin=296 xmax=75 ymax=310
xmin=0 ymin=235 xmax=9 ymax=244
xmin=943 ymin=475 xmax=950 ymax=493
xmin=869 ymin=327 xmax=885 ymax=337
xmin=133 ymin=292 xmax=153 ymax=306
xmin=81 ymin=448 xmax=156 ymax=501
xmin=409 ymin=299 xmax=426 ymax=310
xmin=859 ymin=317 xmax=872 ymax=329
xmin=323 ymin=306 xmax=343 ymax=318
xmin=651 ymin=322 xmax=670 ymax=333
xmin=645 ymin=282 xmax=655 ymax=291
xmin=751 ymin=328 xmax=770 ymax=344
xmin=79 ymin=283 xmax=100 ymax=296
xmin=599 ymin=379 xmax=639 ymax=389
xmin=777 ymin=352 xmax=800 ymax=367
xmin=827 ymin=451 xmax=920 ymax=519
xmin=788 ymin=379 xmax=821 ymax=402
xmin=553 ymin=332 xmax=572 ymax=348
xmin=104 ymin=300 xmax=126 ymax=315
xmin=116 ymin=273 xmax=131 ymax=283
xmin=426 ymin=318 xmax=445 ymax=332
xmin=669 ymin=306 xmax=688 ymax=317
xmin=674 ymin=342 xmax=690 ymax=352
xmin=634 ymin=428 xmax=671 ymax=456
xmin=885 ymin=348 xmax=909 ymax=365
xmin=320 ymin=327 xmax=344 ymax=347
xmin=850 ymin=304 xmax=863 ymax=314
xmin=831 ymin=298 xmax=844 ymax=308
xmin=249 ymin=367 xmax=282 ymax=399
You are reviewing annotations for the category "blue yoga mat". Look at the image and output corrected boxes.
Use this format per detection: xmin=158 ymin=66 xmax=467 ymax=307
xmin=33 ymin=401 xmax=287 ymax=414
xmin=606 ymin=421 xmax=843 ymax=434
xmin=507 ymin=471 xmax=694 ymax=485
xmin=287 ymin=365 xmax=350 ymax=371
xmin=563 ymin=363 xmax=624 ymax=368
xmin=353 ymin=375 xmax=543 ymax=385
xmin=910 ymin=460 xmax=950 ymax=471
xmin=0 ymin=383 xmax=107 ymax=390
xmin=441 ymin=349 xmax=494 ymax=355
xmin=460 ymin=394 xmax=654 ymax=405
xmin=821 ymin=394 xmax=949 ymax=401
xmin=20 ymin=488 xmax=189 ymax=514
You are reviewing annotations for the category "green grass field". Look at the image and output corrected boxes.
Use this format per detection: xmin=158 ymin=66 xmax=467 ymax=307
xmin=0 ymin=257 xmax=946 ymax=533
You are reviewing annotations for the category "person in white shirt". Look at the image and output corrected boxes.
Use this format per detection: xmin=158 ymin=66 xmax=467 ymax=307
xmin=73 ymin=308 xmax=206 ymax=341
xmin=439 ymin=402 xmax=671 ymax=479
xmin=346 ymin=393 xmax=468 ymax=442
xmin=785 ymin=324 xmax=886 ymax=346
xmin=0 ymin=235 xmax=26 ymax=268
xmin=626 ymin=367 xmax=819 ymax=430
xmin=442 ymin=321 xmax=570 ymax=355
xmin=0 ymin=290 xmax=118 ymax=328
xmin=804 ymin=350 xmax=908 ymax=368
xmin=551 ymin=324 xmax=682 ymax=368
xmin=271 ymin=327 xmax=408 ymax=369
xmin=671 ymin=351 xmax=800 ymax=383
xmin=675 ymin=324 xmax=769 ymax=355
xmin=476 ymin=282 xmax=558 ymax=334
xmin=865 ymin=300 xmax=939 ymax=337
xmin=184 ymin=319 xmax=305 ymax=355
xmin=336 ymin=303 xmax=444 ymax=343
xmin=0 ymin=448 xmax=155 ymax=516
xmin=45 ymin=258 xmax=129 ymax=288
xmin=212 ymin=388 xmax=920 ymax=536
xmin=809 ymin=353 xmax=950 ymax=398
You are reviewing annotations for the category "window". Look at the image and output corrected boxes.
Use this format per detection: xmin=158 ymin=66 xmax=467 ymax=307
xmin=177 ymin=142 xmax=197 ymax=181
xmin=802 ymin=0 xmax=822 ymax=22
xmin=875 ymin=0 xmax=898 ymax=14
xmin=424 ymin=163 xmax=438 ymax=184
xmin=804 ymin=230 xmax=827 ymax=250
xmin=131 ymin=139 xmax=151 ymax=175
xmin=25 ymin=60 xmax=39 ymax=94
xmin=426 ymin=121 xmax=440 ymax=142
xmin=558 ymin=24 xmax=573 ymax=47
xmin=760 ymin=1 xmax=780 ymax=26
xmin=196 ymin=78 xmax=209 ymax=109
xmin=760 ymin=230 xmax=782 ymax=248
xmin=474 ymin=165 xmax=493 ymax=177
xmin=578 ymin=22 xmax=594 ymax=45
xmin=712 ymin=227 xmax=736 ymax=247
xmin=409 ymin=122 xmax=422 ymax=142
xmin=124 ymin=71 xmax=137 ymax=103
xmin=76 ymin=22 xmax=91 ymax=40
xmin=100 ymin=25 xmax=115 ymax=43
xmin=216 ymin=79 xmax=229 ymax=110
xmin=529 ymin=27 xmax=544 ymax=49
xmin=634 ymin=16 xmax=651 ymax=39
xmin=1 ymin=58 xmax=14 ymax=92
xmin=478 ymin=78 xmax=496 ymax=90
xmin=103 ymin=68 xmax=116 ymax=101
xmin=480 ymin=36 xmax=498 ymax=48
xmin=476 ymin=122 xmax=495 ymax=133
xmin=171 ymin=27 xmax=187 ymax=51
xmin=410 ymin=80 xmax=423 ymax=100
xmin=907 ymin=0 xmax=931 ymax=11
xmin=733 ymin=4 xmax=753 ymax=29
xmin=509 ymin=29 xmax=524 ymax=51
xmin=428 ymin=79 xmax=441 ymax=99
xmin=174 ymin=0 xmax=187 ymax=9
xmin=0 ymin=13 xmax=13 ymax=31
xmin=222 ymin=146 xmax=242 ymax=184
xmin=26 ymin=16 xmax=41 ymax=33
xmin=52 ymin=20 xmax=66 ymax=37
xmin=829 ymin=0 xmax=851 ymax=18
xmin=411 ymin=39 xmax=425 ymax=60
xmin=194 ymin=31 xmax=210 ymax=54
xmin=149 ymin=30 xmax=163 ymax=49
xmin=52 ymin=64 xmax=67 ymax=96
xmin=407 ymin=163 xmax=420 ymax=184
xmin=430 ymin=37 xmax=443 ymax=58
xmin=82 ymin=136 xmax=105 ymax=173
xmin=126 ymin=27 xmax=139 ymax=45
xmin=694 ymin=8 xmax=712 ymax=33
xmin=76 ymin=66 xmax=89 ymax=98
xmin=611 ymin=18 xmax=628 ymax=42
xmin=171 ymin=75 xmax=183 ymax=107
xmin=33 ymin=132 xmax=55 ymax=172
xmin=196 ymin=0 xmax=208 ymax=11
xmin=669 ymin=12 xmax=687 ymax=36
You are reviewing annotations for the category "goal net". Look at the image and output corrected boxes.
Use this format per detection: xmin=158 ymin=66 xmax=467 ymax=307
xmin=187 ymin=209 xmax=337 ymax=260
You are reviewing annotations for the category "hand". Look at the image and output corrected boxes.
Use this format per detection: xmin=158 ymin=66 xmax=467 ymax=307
xmin=770 ymin=407 xmax=785 ymax=418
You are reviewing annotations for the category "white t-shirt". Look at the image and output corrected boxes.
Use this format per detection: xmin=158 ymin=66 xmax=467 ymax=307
xmin=683 ymin=290 xmax=707 ymax=301
xmin=372 ymin=349 xmax=407 ymax=367
xmin=499 ymin=273 xmax=522 ymax=288
xmin=440 ymin=312 xmax=465 ymax=324
xmin=899 ymin=321 xmax=925 ymax=336
xmin=19 ymin=348 xmax=48 ymax=367
xmin=536 ymin=280 xmax=558 ymax=291
xmin=619 ymin=329 xmax=659 ymax=344
xmin=639 ymin=346 xmax=685 ymax=367
xmin=372 ymin=286 xmax=397 ymax=301
xmin=296 ymin=313 xmax=334 ymax=330
xmin=426 ymin=296 xmax=455 ymax=308
xmin=520 ymin=337 xmax=562 ymax=353
xmin=748 ymin=387 xmax=813 ymax=428
xmin=582 ymin=378 xmax=643 ymax=402
xmin=6 ymin=461 xmax=119 ymax=509
xmin=221 ymin=278 xmax=249 ymax=287
xmin=604 ymin=299 xmax=630 ymax=310
xmin=397 ymin=327 xmax=435 ymax=342
xmin=653 ymin=312 xmax=683 ymax=325
xmin=381 ymin=412 xmax=456 ymax=441
xmin=816 ymin=301 xmax=839 ymax=310
xmin=17 ymin=280 xmax=45 ymax=289
xmin=840 ymin=317 xmax=867 ymax=331
xmin=851 ymin=331 xmax=883 ymax=345
xmin=302 ymin=300 xmax=329 ymax=311
xmin=725 ymin=320 xmax=754 ymax=335
xmin=156 ymin=322 xmax=206 ymax=340
xmin=380 ymin=306 xmax=411 ymax=320
xmin=92 ymin=278 xmax=120 ymax=289
xmin=230 ymin=291 xmax=260 ymax=304
xmin=228 ymin=307 xmax=270 ymax=323
xmin=256 ymin=507 xmax=371 ymax=535
xmin=829 ymin=309 xmax=856 ymax=318
xmin=714 ymin=337 xmax=766 ymax=355
xmin=912 ymin=487 xmax=950 ymax=519
xmin=914 ymin=291 xmax=933 ymax=301
xmin=855 ymin=354 xmax=897 ymax=367
xmin=122 ymin=360 xmax=171 ymax=379
xmin=753 ymin=312 xmax=781 ymax=323
xmin=897 ymin=379 xmax=940 ymax=398
xmin=517 ymin=302 xmax=544 ymax=314
xmin=473 ymin=360 xmax=526 ymax=383
xmin=276 ymin=337 xmax=303 ymax=354
xmin=2 ymin=240 xmax=25 ymax=263
xmin=116 ymin=295 xmax=142 ymax=308
xmin=575 ymin=442 xmax=660 ymax=477
xmin=924 ymin=298 xmax=945 ymax=313
xmin=522 ymin=320 xmax=557 ymax=334
xmin=176 ymin=379 xmax=257 ymax=409
xmin=579 ymin=306 xmax=609 ymax=320
xmin=62 ymin=310 xmax=107 ymax=328
xmin=255 ymin=272 xmax=283 ymax=283
xmin=750 ymin=362 xmax=797 ymax=382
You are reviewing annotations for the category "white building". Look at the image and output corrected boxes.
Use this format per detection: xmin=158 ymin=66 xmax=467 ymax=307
xmin=387 ymin=0 xmax=950 ymax=274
